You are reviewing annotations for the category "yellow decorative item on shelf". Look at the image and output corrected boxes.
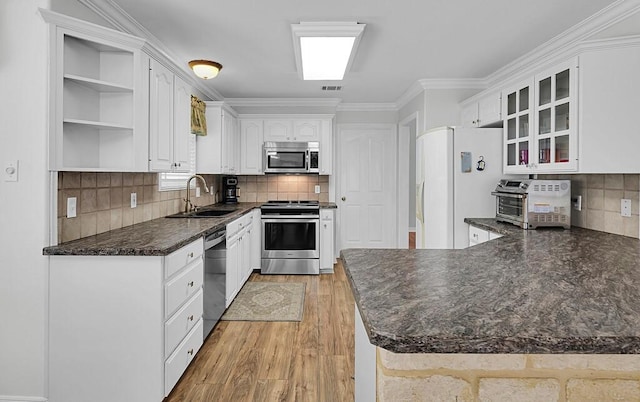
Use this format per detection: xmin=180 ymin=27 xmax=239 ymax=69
xmin=191 ymin=95 xmax=207 ymax=136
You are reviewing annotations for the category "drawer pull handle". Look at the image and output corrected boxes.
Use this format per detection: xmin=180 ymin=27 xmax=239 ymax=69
xmin=188 ymin=315 xmax=194 ymax=321
xmin=187 ymin=349 xmax=194 ymax=356
xmin=188 ymin=281 xmax=194 ymax=287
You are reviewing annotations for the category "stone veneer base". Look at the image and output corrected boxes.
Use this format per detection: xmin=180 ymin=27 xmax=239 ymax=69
xmin=377 ymin=348 xmax=640 ymax=401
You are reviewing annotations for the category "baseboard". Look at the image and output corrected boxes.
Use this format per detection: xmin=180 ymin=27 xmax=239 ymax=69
xmin=0 ymin=396 xmax=47 ymax=402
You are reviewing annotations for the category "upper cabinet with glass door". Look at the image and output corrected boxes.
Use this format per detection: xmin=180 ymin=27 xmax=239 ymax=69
xmin=533 ymin=59 xmax=577 ymax=172
xmin=503 ymin=80 xmax=534 ymax=173
xmin=502 ymin=58 xmax=578 ymax=174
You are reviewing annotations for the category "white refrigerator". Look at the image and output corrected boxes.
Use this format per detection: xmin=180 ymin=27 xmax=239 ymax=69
xmin=416 ymin=126 xmax=504 ymax=249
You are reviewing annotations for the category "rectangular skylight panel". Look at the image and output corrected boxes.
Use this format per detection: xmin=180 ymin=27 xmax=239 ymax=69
xmin=300 ymin=36 xmax=356 ymax=80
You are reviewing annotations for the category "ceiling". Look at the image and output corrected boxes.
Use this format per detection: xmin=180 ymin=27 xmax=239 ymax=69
xmin=110 ymin=0 xmax=619 ymax=104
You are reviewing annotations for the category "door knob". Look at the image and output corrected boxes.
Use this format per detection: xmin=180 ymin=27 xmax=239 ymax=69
xmin=341 ymin=197 xmax=346 ymax=201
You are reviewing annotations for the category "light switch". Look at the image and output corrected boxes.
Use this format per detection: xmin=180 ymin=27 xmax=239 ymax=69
xmin=130 ymin=193 xmax=137 ymax=208
xmin=315 ymin=185 xmax=321 ymax=194
xmin=4 ymin=160 xmax=18 ymax=182
xmin=67 ymin=197 xmax=77 ymax=218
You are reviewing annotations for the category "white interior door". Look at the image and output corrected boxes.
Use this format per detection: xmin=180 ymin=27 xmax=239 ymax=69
xmin=338 ymin=124 xmax=397 ymax=250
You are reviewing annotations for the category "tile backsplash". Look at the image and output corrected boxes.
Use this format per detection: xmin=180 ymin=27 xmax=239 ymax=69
xmin=57 ymin=172 xmax=219 ymax=243
xmin=540 ymin=174 xmax=639 ymax=238
xmin=57 ymin=172 xmax=330 ymax=243
xmin=235 ymin=175 xmax=329 ymax=203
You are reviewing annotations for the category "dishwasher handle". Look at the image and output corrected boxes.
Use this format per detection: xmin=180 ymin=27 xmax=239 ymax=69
xmin=204 ymin=230 xmax=226 ymax=249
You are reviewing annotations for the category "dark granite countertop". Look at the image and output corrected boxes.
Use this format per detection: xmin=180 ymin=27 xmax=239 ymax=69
xmin=342 ymin=220 xmax=640 ymax=354
xmin=44 ymin=203 xmax=262 ymax=256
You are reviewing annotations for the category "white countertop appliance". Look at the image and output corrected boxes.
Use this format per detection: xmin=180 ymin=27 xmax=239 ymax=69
xmin=492 ymin=179 xmax=571 ymax=229
xmin=416 ymin=126 xmax=505 ymax=249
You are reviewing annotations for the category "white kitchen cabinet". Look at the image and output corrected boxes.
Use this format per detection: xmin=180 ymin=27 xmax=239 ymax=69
xmin=225 ymin=213 xmax=255 ymax=306
xmin=503 ymin=58 xmax=578 ymax=174
xmin=240 ymin=119 xmax=264 ymax=174
xmin=225 ymin=232 xmax=240 ymax=307
xmin=264 ymin=119 xmax=294 ymax=142
xmin=468 ymin=224 xmax=502 ymax=247
xmin=320 ymin=209 xmax=335 ymax=271
xmin=149 ymin=59 xmax=191 ymax=172
xmin=43 ymin=10 xmax=149 ymax=171
xmin=293 ymin=119 xmax=321 ymax=141
xmin=251 ymin=209 xmax=262 ymax=270
xmin=577 ymin=44 xmax=640 ymax=173
xmin=48 ymin=238 xmax=204 ymax=402
xmin=319 ymin=119 xmax=333 ymax=175
xmin=461 ymin=91 xmax=502 ymax=128
xmin=196 ymin=102 xmax=239 ymax=175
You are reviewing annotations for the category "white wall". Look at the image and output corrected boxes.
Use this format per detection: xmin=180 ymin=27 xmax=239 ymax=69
xmin=0 ymin=1 xmax=50 ymax=400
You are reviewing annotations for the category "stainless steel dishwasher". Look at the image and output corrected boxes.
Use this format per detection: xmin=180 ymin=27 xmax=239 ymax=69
xmin=203 ymin=229 xmax=226 ymax=339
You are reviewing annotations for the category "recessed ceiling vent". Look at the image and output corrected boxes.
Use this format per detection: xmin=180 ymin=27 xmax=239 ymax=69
xmin=322 ymin=85 xmax=342 ymax=91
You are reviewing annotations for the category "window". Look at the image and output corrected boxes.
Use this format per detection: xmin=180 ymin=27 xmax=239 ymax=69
xmin=158 ymin=136 xmax=197 ymax=191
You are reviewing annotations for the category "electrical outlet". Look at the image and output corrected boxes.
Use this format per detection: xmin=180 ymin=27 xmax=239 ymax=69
xmin=67 ymin=197 xmax=77 ymax=218
xmin=196 ymin=187 xmax=201 ymax=198
xmin=130 ymin=192 xmax=137 ymax=208
xmin=621 ymin=199 xmax=632 ymax=217
xmin=315 ymin=185 xmax=321 ymax=194
xmin=572 ymin=195 xmax=582 ymax=211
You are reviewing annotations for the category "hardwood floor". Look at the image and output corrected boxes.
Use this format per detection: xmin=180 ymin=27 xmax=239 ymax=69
xmin=166 ymin=260 xmax=355 ymax=402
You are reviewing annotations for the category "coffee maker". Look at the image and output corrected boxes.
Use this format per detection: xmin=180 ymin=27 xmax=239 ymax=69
xmin=222 ymin=176 xmax=238 ymax=204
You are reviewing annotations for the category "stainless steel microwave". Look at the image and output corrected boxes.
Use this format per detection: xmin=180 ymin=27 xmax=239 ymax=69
xmin=263 ymin=142 xmax=319 ymax=174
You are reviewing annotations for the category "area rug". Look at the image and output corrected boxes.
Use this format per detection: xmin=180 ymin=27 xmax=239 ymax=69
xmin=221 ymin=282 xmax=306 ymax=322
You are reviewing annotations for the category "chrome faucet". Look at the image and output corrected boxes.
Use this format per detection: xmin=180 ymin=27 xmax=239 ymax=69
xmin=184 ymin=175 xmax=210 ymax=213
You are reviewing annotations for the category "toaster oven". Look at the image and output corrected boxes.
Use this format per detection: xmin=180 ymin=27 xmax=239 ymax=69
xmin=491 ymin=179 xmax=571 ymax=229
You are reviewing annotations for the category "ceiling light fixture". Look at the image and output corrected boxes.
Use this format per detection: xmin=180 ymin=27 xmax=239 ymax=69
xmin=188 ymin=60 xmax=223 ymax=79
xmin=291 ymin=22 xmax=366 ymax=81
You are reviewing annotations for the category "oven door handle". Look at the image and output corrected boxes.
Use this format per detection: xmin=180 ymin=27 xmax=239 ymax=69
xmin=261 ymin=216 xmax=319 ymax=222
xmin=491 ymin=192 xmax=526 ymax=199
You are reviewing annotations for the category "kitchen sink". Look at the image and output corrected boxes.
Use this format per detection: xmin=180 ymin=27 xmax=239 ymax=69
xmin=165 ymin=208 xmax=237 ymax=219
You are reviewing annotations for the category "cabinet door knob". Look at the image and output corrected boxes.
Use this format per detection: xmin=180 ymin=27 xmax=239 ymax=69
xmin=188 ymin=281 xmax=194 ymax=287
xmin=188 ymin=252 xmax=194 ymax=258
xmin=341 ymin=196 xmax=346 ymax=201
xmin=188 ymin=315 xmax=194 ymax=321
xmin=187 ymin=349 xmax=194 ymax=356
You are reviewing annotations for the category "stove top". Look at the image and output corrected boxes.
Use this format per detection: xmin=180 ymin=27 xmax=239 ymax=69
xmin=261 ymin=200 xmax=320 ymax=213
xmin=265 ymin=200 xmax=319 ymax=205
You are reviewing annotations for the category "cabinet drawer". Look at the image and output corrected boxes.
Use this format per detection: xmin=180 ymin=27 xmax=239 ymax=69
xmin=321 ymin=209 xmax=333 ymax=221
xmin=165 ymin=238 xmax=204 ymax=279
xmin=469 ymin=225 xmax=490 ymax=245
xmin=164 ymin=319 xmax=203 ymax=396
xmin=165 ymin=288 xmax=203 ymax=357
xmin=165 ymin=258 xmax=203 ymax=318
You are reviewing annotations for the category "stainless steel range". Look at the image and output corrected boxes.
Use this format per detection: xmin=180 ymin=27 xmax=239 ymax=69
xmin=261 ymin=200 xmax=320 ymax=275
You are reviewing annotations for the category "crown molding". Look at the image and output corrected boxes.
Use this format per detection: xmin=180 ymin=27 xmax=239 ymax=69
xmin=336 ymin=103 xmax=398 ymax=112
xmin=39 ymin=8 xmax=145 ymax=49
xmin=418 ymin=78 xmax=487 ymax=89
xmin=395 ymin=81 xmax=425 ymax=111
xmin=224 ymin=98 xmax=342 ymax=108
xmin=485 ymin=0 xmax=640 ymax=88
xmin=79 ymin=0 xmax=224 ymax=101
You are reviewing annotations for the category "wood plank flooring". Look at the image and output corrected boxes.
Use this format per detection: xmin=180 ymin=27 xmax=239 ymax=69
xmin=166 ymin=260 xmax=355 ymax=402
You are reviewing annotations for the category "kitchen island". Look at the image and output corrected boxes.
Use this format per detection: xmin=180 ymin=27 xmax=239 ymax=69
xmin=342 ymin=219 xmax=640 ymax=401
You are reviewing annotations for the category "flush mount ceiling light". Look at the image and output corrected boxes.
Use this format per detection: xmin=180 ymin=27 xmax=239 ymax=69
xmin=188 ymin=60 xmax=223 ymax=79
xmin=291 ymin=22 xmax=365 ymax=81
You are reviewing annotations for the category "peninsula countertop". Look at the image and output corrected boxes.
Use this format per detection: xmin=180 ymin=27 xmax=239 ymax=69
xmin=341 ymin=219 xmax=640 ymax=354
